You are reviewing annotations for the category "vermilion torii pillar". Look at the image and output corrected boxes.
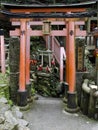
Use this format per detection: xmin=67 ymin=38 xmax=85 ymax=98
xmin=17 ymin=19 xmax=27 ymax=106
xmin=65 ymin=20 xmax=79 ymax=112
xmin=68 ymin=20 xmax=76 ymax=93
xmin=25 ymin=21 xmax=32 ymax=100
xmin=26 ymin=21 xmax=30 ymax=85
xmin=66 ymin=21 xmax=69 ymax=84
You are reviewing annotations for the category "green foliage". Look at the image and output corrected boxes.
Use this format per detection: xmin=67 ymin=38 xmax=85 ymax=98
xmin=0 ymin=73 xmax=14 ymax=106
xmin=8 ymin=99 xmax=13 ymax=106
xmin=33 ymin=71 xmax=60 ymax=97
xmin=0 ymin=73 xmax=9 ymax=84
xmin=31 ymin=82 xmax=36 ymax=96
xmin=0 ymin=73 xmax=10 ymax=99
xmin=30 ymin=36 xmax=45 ymax=53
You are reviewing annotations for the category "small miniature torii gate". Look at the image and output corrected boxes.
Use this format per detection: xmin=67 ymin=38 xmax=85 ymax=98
xmin=1 ymin=2 xmax=94 ymax=112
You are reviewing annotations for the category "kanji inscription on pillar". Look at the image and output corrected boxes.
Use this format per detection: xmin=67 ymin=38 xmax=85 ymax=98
xmin=77 ymin=47 xmax=84 ymax=71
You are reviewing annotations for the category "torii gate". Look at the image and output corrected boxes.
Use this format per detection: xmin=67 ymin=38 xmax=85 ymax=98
xmin=10 ymin=20 xmax=86 ymax=80
xmin=10 ymin=19 xmax=86 ymax=106
xmin=1 ymin=2 xmax=94 ymax=112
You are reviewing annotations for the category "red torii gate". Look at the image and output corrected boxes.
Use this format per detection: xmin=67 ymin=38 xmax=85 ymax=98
xmin=10 ymin=20 xmax=86 ymax=81
xmin=10 ymin=19 xmax=86 ymax=110
xmin=1 ymin=2 xmax=92 ymax=112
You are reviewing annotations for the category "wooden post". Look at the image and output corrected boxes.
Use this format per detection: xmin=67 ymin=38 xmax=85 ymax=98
xmin=52 ymin=36 xmax=54 ymax=51
xmin=19 ymin=19 xmax=26 ymax=91
xmin=60 ymin=47 xmax=64 ymax=82
xmin=0 ymin=29 xmax=5 ymax=74
xmin=26 ymin=21 xmax=32 ymax=100
xmin=65 ymin=20 xmax=79 ymax=112
xmin=68 ymin=21 xmax=76 ymax=92
xmin=17 ymin=19 xmax=27 ymax=106
xmin=96 ymin=39 xmax=98 ymax=86
xmin=66 ymin=21 xmax=69 ymax=83
xmin=76 ymin=39 xmax=84 ymax=71
xmin=26 ymin=21 xmax=30 ymax=85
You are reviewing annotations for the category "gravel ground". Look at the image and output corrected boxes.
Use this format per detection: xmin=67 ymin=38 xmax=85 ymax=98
xmin=24 ymin=95 xmax=98 ymax=130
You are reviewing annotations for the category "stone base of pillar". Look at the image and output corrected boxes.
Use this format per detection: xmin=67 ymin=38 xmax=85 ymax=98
xmin=65 ymin=91 xmax=79 ymax=113
xmin=17 ymin=89 xmax=28 ymax=107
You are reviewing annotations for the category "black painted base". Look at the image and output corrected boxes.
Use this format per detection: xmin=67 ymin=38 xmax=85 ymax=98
xmin=65 ymin=91 xmax=79 ymax=113
xmin=17 ymin=90 xmax=27 ymax=107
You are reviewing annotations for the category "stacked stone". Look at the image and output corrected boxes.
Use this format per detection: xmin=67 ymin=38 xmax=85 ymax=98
xmin=0 ymin=97 xmax=30 ymax=130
